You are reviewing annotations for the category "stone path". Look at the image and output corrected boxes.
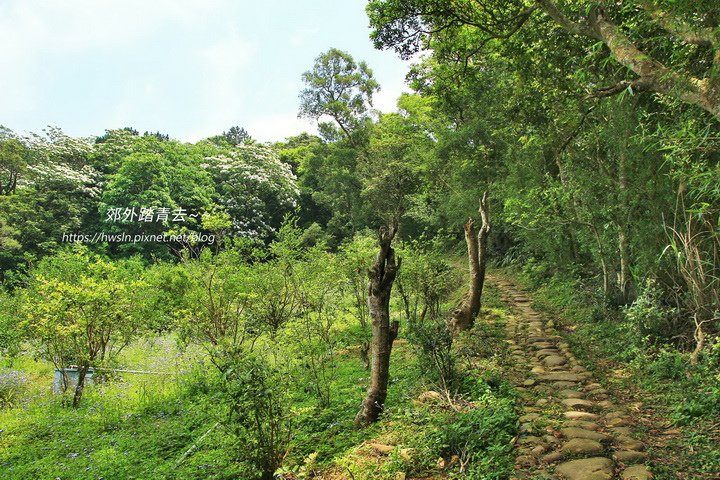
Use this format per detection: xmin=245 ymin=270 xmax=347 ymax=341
xmin=492 ymin=277 xmax=655 ymax=480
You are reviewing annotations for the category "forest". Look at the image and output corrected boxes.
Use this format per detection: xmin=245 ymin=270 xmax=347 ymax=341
xmin=0 ymin=1 xmax=719 ymax=479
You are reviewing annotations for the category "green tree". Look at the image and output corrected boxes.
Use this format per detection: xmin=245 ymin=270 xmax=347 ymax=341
xmin=223 ymin=126 xmax=252 ymax=146
xmin=299 ymin=48 xmax=380 ymax=145
xmin=0 ymin=138 xmax=28 ymax=196
xmin=368 ymin=0 xmax=720 ymax=119
xmin=19 ymin=249 xmax=149 ymax=406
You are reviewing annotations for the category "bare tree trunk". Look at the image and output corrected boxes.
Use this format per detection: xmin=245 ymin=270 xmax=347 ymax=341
xmin=618 ymin=228 xmax=632 ymax=304
xmin=690 ymin=315 xmax=707 ymax=365
xmin=617 ymin=137 xmax=632 ymax=305
xmin=72 ymin=362 xmax=90 ymax=408
xmin=477 ymin=192 xmax=491 ymax=310
xmin=449 ymin=192 xmax=491 ymax=334
xmin=449 ymin=219 xmax=480 ymax=333
xmin=588 ymin=223 xmax=610 ymax=299
xmin=354 ymin=225 xmax=400 ymax=427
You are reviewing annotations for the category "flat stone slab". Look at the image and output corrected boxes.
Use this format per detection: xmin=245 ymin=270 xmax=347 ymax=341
xmin=542 ymin=450 xmax=564 ymax=463
xmin=554 ymin=381 xmax=579 ymax=389
xmin=622 ymin=465 xmax=654 ymax=480
xmin=606 ymin=417 xmax=631 ymax=427
xmin=555 ymin=457 xmax=614 ymax=480
xmin=606 ymin=411 xmax=627 ymax=419
xmin=561 ymin=427 xmax=611 ymax=442
xmin=519 ymin=435 xmax=544 ymax=445
xmin=537 ymin=348 xmax=561 ymax=357
xmin=562 ymin=398 xmax=596 ymax=411
xmin=614 ymin=450 xmax=647 ymax=462
xmin=544 ymin=355 xmax=568 ymax=367
xmin=565 ymin=420 xmax=601 ymax=431
xmin=538 ymin=372 xmax=588 ymax=382
xmin=515 ymin=454 xmax=538 ymax=467
xmin=564 ymin=411 xmax=600 ymax=421
xmin=616 ymin=436 xmax=644 ymax=451
xmin=519 ymin=413 xmax=541 ymax=422
xmin=559 ymin=389 xmax=585 ymax=398
xmin=561 ymin=438 xmax=605 ymax=455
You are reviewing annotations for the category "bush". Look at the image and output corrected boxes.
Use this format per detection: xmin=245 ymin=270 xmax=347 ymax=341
xmin=218 ymin=352 xmax=295 ymax=480
xmin=429 ymin=392 xmax=516 ymax=479
xmin=646 ymin=348 xmax=687 ymax=381
xmin=671 ymin=384 xmax=720 ymax=425
xmin=624 ymin=279 xmax=679 ymax=344
xmin=407 ymin=317 xmax=461 ymax=395
xmin=0 ymin=369 xmax=27 ymax=408
xmin=0 ymin=292 xmax=23 ymax=360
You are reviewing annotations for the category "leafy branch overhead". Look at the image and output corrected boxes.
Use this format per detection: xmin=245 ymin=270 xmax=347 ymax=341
xmin=368 ymin=0 xmax=720 ymax=118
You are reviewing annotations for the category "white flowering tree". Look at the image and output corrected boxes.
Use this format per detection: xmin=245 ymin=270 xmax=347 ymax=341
xmin=204 ymin=144 xmax=299 ymax=239
xmin=0 ymin=127 xmax=102 ymax=272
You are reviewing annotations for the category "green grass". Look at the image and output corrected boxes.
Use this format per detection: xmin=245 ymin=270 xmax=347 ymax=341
xmin=0 ymin=314 xmax=520 ymax=480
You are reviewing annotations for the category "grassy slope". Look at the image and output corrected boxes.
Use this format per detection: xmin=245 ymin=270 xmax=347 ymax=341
xmin=0 ymin=314 xmax=519 ymax=480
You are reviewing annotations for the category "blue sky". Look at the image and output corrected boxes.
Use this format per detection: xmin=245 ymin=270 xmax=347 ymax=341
xmin=0 ymin=0 xmax=413 ymax=143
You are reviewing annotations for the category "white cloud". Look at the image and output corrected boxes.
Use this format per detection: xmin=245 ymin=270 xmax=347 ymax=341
xmin=290 ymin=27 xmax=320 ymax=47
xmin=244 ymin=114 xmax=318 ymax=143
xmin=373 ymin=80 xmax=408 ymax=114
xmin=0 ymin=0 xmax=237 ymax=122
xmin=191 ymin=31 xmax=257 ymax=137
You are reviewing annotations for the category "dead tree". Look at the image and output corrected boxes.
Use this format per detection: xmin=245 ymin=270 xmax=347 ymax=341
xmin=354 ymin=224 xmax=401 ymax=427
xmin=449 ymin=192 xmax=491 ymax=334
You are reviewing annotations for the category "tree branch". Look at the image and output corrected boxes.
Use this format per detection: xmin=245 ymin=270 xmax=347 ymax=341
xmin=637 ymin=0 xmax=717 ymax=47
xmin=534 ymin=0 xmax=599 ymax=39
xmin=588 ymin=8 xmax=715 ymax=115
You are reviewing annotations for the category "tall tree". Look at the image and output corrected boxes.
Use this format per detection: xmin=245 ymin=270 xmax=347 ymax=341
xmin=222 ymin=126 xmax=252 ymax=146
xmin=299 ymin=48 xmax=380 ymax=145
xmin=0 ymin=139 xmax=27 ymax=196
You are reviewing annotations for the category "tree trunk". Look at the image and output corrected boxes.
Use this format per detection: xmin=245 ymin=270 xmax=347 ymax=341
xmin=589 ymin=223 xmax=610 ymax=300
xmin=477 ymin=191 xmax=491 ymax=309
xmin=617 ymin=229 xmax=632 ymax=305
xmin=72 ymin=362 xmax=90 ymax=408
xmin=616 ymin=136 xmax=632 ymax=305
xmin=354 ymin=225 xmax=400 ymax=427
xmin=449 ymin=192 xmax=491 ymax=334
xmin=690 ymin=315 xmax=706 ymax=365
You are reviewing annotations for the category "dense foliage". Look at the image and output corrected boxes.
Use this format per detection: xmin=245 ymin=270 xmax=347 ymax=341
xmin=1 ymin=2 xmax=719 ymax=478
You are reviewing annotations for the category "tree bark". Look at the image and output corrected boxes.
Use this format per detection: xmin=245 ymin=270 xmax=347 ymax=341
xmin=354 ymin=225 xmax=400 ymax=427
xmin=72 ymin=362 xmax=90 ymax=408
xmin=449 ymin=192 xmax=491 ymax=334
xmin=476 ymin=191 xmax=491 ymax=314
xmin=616 ymin=131 xmax=632 ymax=305
xmin=589 ymin=222 xmax=610 ymax=300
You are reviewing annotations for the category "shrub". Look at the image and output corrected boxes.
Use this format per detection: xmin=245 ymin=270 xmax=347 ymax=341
xmin=0 ymin=369 xmax=28 ymax=408
xmin=624 ymin=279 xmax=679 ymax=344
xmin=218 ymin=352 xmax=295 ymax=480
xmin=428 ymin=392 xmax=516 ymax=478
